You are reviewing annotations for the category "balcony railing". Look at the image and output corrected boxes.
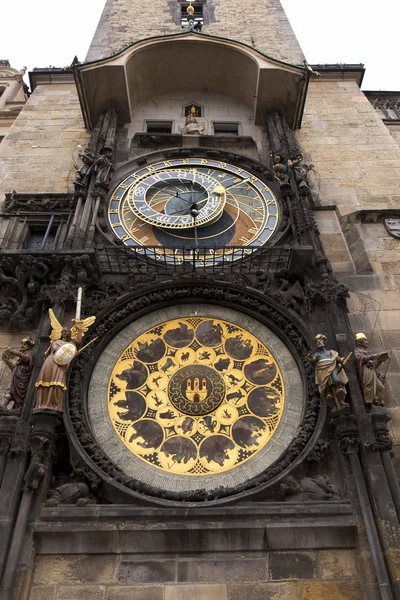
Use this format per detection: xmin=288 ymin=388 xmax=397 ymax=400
xmin=95 ymin=244 xmax=293 ymax=274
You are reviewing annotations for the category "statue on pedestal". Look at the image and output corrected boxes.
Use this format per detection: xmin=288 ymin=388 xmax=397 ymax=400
xmin=354 ymin=333 xmax=390 ymax=407
xmin=181 ymin=105 xmax=205 ymax=135
xmin=35 ymin=301 xmax=96 ymax=412
xmin=1 ymin=337 xmax=35 ymax=412
xmin=308 ymin=334 xmax=351 ymax=410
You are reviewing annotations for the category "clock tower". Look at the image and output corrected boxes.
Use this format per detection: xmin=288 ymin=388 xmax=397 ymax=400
xmin=1 ymin=2 xmax=400 ymax=600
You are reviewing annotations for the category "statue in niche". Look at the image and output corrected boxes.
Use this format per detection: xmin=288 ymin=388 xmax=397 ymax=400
xmin=354 ymin=332 xmax=390 ymax=407
xmin=35 ymin=309 xmax=96 ymax=412
xmin=308 ymin=334 xmax=351 ymax=410
xmin=181 ymin=105 xmax=205 ymax=135
xmin=289 ymin=154 xmax=314 ymax=196
xmin=1 ymin=337 xmax=35 ymax=413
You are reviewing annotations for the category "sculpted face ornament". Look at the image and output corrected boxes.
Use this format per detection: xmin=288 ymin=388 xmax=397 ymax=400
xmin=107 ymin=316 xmax=285 ymax=476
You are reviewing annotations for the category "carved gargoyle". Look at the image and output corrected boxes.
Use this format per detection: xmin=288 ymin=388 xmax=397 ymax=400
xmin=45 ymin=482 xmax=92 ymax=506
xmin=276 ymin=475 xmax=339 ymax=501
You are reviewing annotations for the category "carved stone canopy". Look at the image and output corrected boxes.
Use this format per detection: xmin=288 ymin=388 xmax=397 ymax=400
xmin=74 ymin=32 xmax=308 ymax=129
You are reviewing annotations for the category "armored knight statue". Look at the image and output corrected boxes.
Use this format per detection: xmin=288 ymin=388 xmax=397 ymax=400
xmin=308 ymin=334 xmax=350 ymax=410
xmin=1 ymin=337 xmax=35 ymax=412
xmin=354 ymin=332 xmax=390 ymax=407
xmin=35 ymin=309 xmax=95 ymax=412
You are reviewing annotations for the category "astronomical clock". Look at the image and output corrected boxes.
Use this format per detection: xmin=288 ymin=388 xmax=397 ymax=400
xmin=108 ymin=157 xmax=279 ymax=265
xmin=69 ymin=151 xmax=317 ymax=505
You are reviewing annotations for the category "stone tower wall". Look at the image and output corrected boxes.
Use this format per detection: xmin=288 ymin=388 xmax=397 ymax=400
xmin=86 ymin=0 xmax=304 ymax=64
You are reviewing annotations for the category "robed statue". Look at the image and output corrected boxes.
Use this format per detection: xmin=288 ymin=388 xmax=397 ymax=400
xmin=1 ymin=337 xmax=35 ymax=412
xmin=35 ymin=309 xmax=95 ymax=412
xmin=308 ymin=334 xmax=351 ymax=410
xmin=354 ymin=332 xmax=390 ymax=407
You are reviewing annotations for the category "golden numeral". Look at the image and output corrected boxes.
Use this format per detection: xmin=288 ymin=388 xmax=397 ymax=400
xmin=250 ymin=176 xmax=257 ymax=182
xmin=201 ymin=159 xmax=208 ymax=164
xmin=267 ymin=200 xmax=276 ymax=205
xmin=119 ymin=184 xmax=129 ymax=189
xmin=182 ymin=159 xmax=189 ymax=164
xmin=111 ymin=222 xmax=122 ymax=228
xmin=121 ymin=235 xmax=130 ymax=242
xmin=109 ymin=209 xmax=118 ymax=214
xmin=139 ymin=236 xmax=149 ymax=243
xmin=219 ymin=162 xmax=227 ymax=168
xmin=240 ymin=236 xmax=250 ymax=244
xmin=164 ymin=161 xmax=172 ymax=167
xmin=248 ymin=228 xmax=258 ymax=235
xmin=147 ymin=166 xmax=156 ymax=173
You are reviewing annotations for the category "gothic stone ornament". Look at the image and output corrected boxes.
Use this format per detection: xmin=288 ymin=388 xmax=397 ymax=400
xmin=384 ymin=217 xmax=400 ymax=239
xmin=89 ymin=304 xmax=301 ymax=495
xmin=108 ymin=157 xmax=279 ymax=266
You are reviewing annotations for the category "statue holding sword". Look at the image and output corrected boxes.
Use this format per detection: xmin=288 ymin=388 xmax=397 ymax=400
xmin=35 ymin=288 xmax=96 ymax=412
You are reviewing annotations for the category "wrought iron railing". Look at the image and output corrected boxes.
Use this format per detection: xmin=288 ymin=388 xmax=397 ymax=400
xmin=95 ymin=244 xmax=293 ymax=274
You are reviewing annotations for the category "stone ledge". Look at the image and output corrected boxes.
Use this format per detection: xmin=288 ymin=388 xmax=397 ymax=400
xmin=34 ymin=505 xmax=356 ymax=555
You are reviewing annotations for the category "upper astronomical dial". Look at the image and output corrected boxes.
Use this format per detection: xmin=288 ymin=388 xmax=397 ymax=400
xmin=108 ymin=158 xmax=279 ymax=264
xmin=128 ymin=169 xmax=226 ymax=229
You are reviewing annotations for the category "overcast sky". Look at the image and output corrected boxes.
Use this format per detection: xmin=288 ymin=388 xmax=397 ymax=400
xmin=1 ymin=0 xmax=399 ymax=91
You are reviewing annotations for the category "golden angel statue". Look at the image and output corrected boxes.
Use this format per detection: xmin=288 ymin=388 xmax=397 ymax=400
xmin=35 ymin=308 xmax=96 ymax=412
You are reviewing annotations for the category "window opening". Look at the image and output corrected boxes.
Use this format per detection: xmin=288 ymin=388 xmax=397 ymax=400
xmin=146 ymin=121 xmax=173 ymax=134
xmin=24 ymin=226 xmax=56 ymax=250
xmin=213 ymin=122 xmax=239 ymax=137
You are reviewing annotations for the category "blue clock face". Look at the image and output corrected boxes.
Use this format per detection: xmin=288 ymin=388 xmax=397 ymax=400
xmin=128 ymin=169 xmax=226 ymax=229
xmin=108 ymin=157 xmax=280 ymax=265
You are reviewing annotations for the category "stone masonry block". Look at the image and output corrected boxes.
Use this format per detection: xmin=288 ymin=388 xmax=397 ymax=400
xmin=29 ymin=586 xmax=57 ymax=600
xmin=164 ymin=584 xmax=228 ymax=600
xmin=56 ymin=586 xmax=105 ymax=599
xmin=297 ymin=582 xmax=363 ymax=600
xmin=118 ymin=560 xmax=177 ymax=584
xmin=269 ymin=552 xmax=317 ymax=581
xmin=33 ymin=555 xmax=117 ymax=585
xmin=317 ymin=549 xmax=359 ymax=580
xmin=107 ymin=586 xmax=163 ymax=600
xmin=177 ymin=559 xmax=267 ymax=583
xmin=229 ymin=582 xmax=298 ymax=600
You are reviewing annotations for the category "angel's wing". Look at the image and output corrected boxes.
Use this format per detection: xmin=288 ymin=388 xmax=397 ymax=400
xmin=71 ymin=316 xmax=96 ymax=340
xmin=49 ymin=308 xmax=63 ymax=342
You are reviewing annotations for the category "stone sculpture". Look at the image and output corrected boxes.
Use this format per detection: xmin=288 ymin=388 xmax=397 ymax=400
xmin=1 ymin=337 xmax=35 ymax=412
xmin=35 ymin=308 xmax=95 ymax=412
xmin=308 ymin=334 xmax=351 ymax=410
xmin=354 ymin=332 xmax=390 ymax=407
